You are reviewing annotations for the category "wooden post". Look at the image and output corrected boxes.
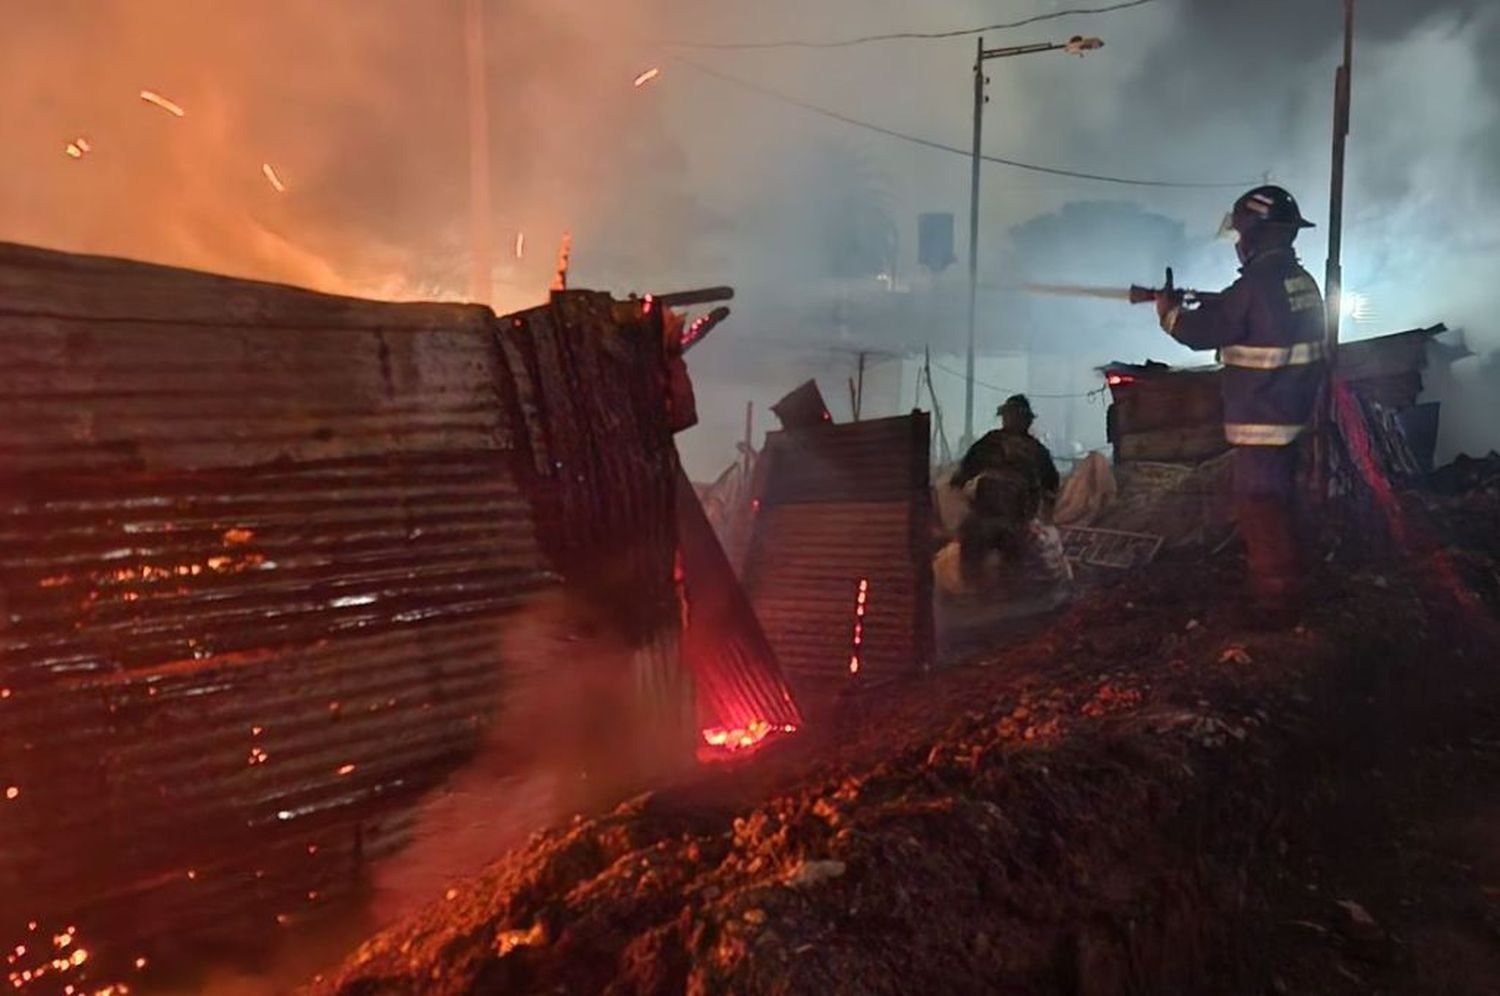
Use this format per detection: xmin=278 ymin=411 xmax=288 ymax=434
xmin=855 ymin=351 xmax=866 ymax=421
xmin=742 ymin=401 xmax=754 ymax=478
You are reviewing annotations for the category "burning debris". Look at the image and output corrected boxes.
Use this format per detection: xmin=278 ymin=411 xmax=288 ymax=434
xmin=4 ymin=922 xmax=137 ymax=996
xmin=701 ymin=720 xmax=796 ymax=754
xmin=513 ymin=231 xmax=525 ymax=259
xmin=550 ymin=232 xmax=571 ymax=291
xmin=137 ymin=89 xmax=185 ymax=117
xmin=63 ymin=138 xmax=91 ymax=159
xmin=632 ymin=66 xmax=661 ymax=88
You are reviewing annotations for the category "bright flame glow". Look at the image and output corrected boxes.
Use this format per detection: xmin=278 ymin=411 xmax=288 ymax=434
xmin=849 ymin=578 xmax=869 ymax=675
xmin=138 ymin=90 xmax=186 ymax=117
xmin=701 ymin=720 xmax=796 ymax=751
xmin=1341 ymin=291 xmax=1374 ymax=324
xmin=632 ymin=67 xmax=661 ymax=88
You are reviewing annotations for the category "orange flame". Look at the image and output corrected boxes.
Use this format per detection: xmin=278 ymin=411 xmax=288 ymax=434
xmin=848 ymin=578 xmax=869 ymax=675
xmin=700 ymin=720 xmax=796 ymax=752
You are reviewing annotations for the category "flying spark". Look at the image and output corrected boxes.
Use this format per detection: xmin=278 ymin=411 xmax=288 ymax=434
xmin=514 ymin=232 xmax=525 ymax=259
xmin=64 ymin=138 xmax=91 ymax=159
xmin=261 ymin=163 xmax=286 ymax=193
xmin=139 ymin=90 xmax=186 ymax=117
xmin=633 ymin=67 xmax=661 ymax=88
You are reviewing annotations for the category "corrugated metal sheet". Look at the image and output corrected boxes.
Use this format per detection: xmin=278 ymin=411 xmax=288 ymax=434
xmin=1112 ymin=370 xmax=1223 ymax=437
xmin=740 ymin=415 xmax=933 ymax=714
xmin=0 ymin=246 xmax=698 ymax=981
xmin=675 ymin=466 xmax=800 ymax=738
xmin=1338 ymin=326 xmax=1439 ymax=384
xmin=498 ymin=292 xmax=694 ymax=767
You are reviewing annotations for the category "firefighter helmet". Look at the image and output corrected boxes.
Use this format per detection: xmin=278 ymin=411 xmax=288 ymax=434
xmin=997 ymin=394 xmax=1035 ymax=423
xmin=1225 ymin=185 xmax=1316 ymax=237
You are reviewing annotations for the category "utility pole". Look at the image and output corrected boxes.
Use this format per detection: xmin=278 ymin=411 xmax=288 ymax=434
xmin=464 ymin=0 xmax=494 ymax=306
xmin=961 ymin=35 xmax=1102 ymax=451
xmin=964 ymin=37 xmax=985 ymax=454
xmin=1315 ymin=0 xmax=1354 ymax=503
xmin=1325 ymin=0 xmax=1355 ymax=356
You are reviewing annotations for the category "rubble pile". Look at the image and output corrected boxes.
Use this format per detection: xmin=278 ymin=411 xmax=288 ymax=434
xmin=314 ymin=475 xmax=1500 ymax=996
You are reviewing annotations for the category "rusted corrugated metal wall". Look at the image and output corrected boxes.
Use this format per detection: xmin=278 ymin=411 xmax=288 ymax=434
xmin=740 ymin=414 xmax=933 ymax=715
xmin=0 ymin=246 xmax=698 ymax=981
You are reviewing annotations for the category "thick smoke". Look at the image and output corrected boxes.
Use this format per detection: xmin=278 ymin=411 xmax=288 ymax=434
xmin=0 ymin=0 xmax=704 ymax=311
xmin=3 ymin=0 xmax=1498 ymax=468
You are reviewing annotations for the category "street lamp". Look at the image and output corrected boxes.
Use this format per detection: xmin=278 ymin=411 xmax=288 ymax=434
xmin=961 ymin=35 xmax=1103 ymax=451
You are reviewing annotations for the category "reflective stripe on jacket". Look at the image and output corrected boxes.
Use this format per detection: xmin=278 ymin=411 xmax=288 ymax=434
xmin=1163 ymin=248 xmax=1327 ymax=447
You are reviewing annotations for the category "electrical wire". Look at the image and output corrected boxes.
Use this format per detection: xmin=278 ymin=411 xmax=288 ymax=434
xmin=673 ymin=56 xmax=1250 ymax=189
xmin=928 ymin=358 xmax=1106 ymax=400
xmin=662 ymin=0 xmax=1156 ymax=51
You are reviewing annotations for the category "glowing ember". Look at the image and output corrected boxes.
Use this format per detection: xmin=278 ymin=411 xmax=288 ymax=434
xmin=494 ymin=923 xmax=546 ymax=956
xmin=514 ymin=232 xmax=525 ymax=259
xmin=223 ymin=527 xmax=255 ymax=545
xmin=138 ymin=90 xmax=185 ymax=117
xmin=336 ymin=763 xmax=355 ymax=776
xmin=848 ymin=578 xmax=869 ymax=675
xmin=4 ymin=787 xmax=17 ymax=801
xmin=633 ymin=67 xmax=661 ymax=88
xmin=701 ymin=720 xmax=796 ymax=751
xmin=261 ymin=163 xmax=286 ymax=193
xmin=64 ymin=138 xmax=91 ymax=159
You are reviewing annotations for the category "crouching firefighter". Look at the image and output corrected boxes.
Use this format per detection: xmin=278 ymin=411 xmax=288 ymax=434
xmin=1155 ymin=185 xmax=1327 ymax=617
xmin=950 ymin=394 xmax=1060 ymax=587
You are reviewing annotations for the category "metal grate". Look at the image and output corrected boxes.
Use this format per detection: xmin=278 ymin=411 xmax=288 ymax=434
xmin=1059 ymin=526 xmax=1164 ymax=569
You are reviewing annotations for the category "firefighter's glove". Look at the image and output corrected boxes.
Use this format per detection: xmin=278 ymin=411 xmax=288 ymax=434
xmin=1155 ymin=290 xmax=1184 ymax=334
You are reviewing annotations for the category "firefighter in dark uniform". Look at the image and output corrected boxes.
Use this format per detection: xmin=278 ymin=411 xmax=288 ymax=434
xmin=950 ymin=394 xmax=1061 ymax=586
xmin=1155 ymin=186 xmax=1327 ymax=617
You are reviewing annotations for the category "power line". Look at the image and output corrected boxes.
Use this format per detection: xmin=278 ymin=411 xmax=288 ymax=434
xmin=928 ymin=359 xmax=1102 ymax=400
xmin=673 ymin=57 xmax=1251 ymax=190
xmin=662 ymin=0 xmax=1156 ymax=51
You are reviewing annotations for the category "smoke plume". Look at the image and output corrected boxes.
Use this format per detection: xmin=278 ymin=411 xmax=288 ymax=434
xmin=3 ymin=0 xmax=1498 ymax=467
